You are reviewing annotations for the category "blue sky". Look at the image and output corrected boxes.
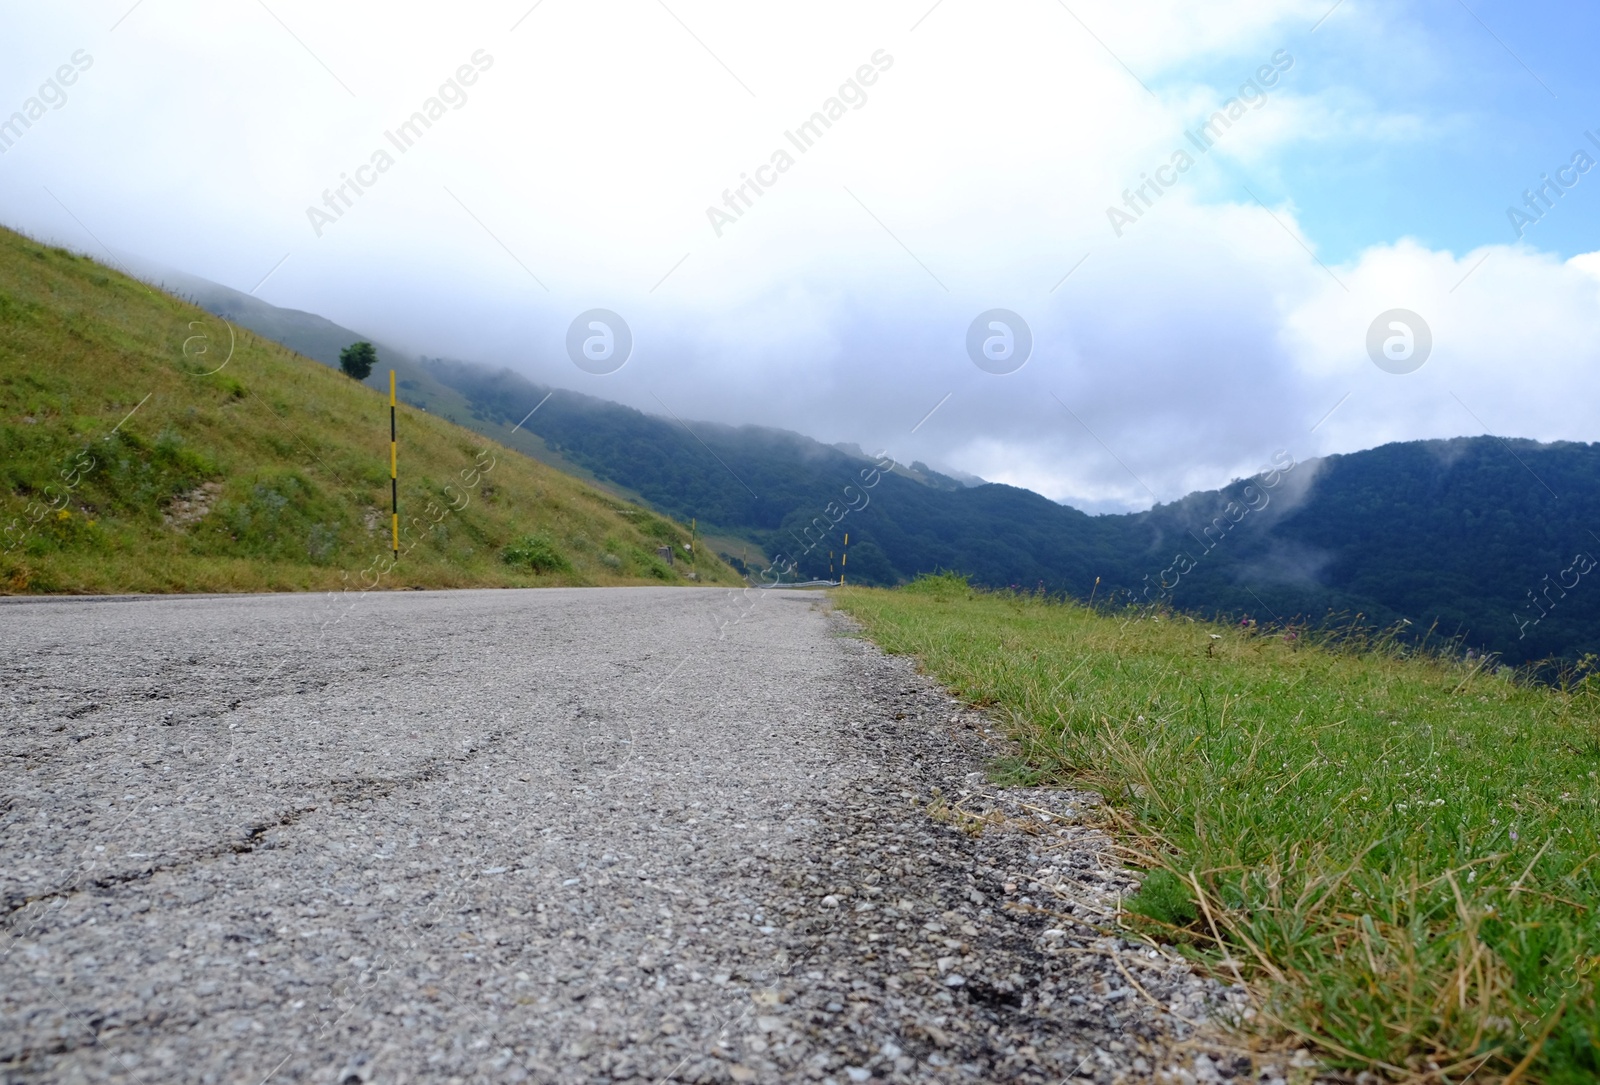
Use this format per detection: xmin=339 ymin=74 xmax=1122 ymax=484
xmin=1204 ymin=0 xmax=1600 ymax=261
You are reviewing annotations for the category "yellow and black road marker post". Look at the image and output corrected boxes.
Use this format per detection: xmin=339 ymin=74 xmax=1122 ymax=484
xmin=389 ymin=370 xmax=399 ymax=559
xmin=841 ymin=532 xmax=848 ymax=586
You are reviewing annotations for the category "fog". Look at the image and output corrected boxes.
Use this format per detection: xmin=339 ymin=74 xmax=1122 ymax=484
xmin=5 ymin=0 xmax=1598 ymax=510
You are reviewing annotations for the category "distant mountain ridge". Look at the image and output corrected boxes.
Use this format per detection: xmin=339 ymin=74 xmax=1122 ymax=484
xmin=417 ymin=357 xmax=1600 ymax=665
xmin=163 ymin=266 xmax=1600 ymax=664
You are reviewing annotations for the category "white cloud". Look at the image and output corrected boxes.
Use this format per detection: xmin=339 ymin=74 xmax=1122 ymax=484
xmin=2 ymin=0 xmax=1594 ymax=515
xmin=1283 ymin=240 xmax=1600 ymax=456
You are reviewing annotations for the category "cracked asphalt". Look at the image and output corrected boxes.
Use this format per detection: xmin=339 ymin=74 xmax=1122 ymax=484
xmin=1 ymin=587 xmax=1266 ymax=1084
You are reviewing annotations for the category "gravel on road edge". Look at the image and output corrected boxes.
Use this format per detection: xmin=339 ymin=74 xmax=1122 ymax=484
xmin=773 ymin=603 xmax=1315 ymax=1085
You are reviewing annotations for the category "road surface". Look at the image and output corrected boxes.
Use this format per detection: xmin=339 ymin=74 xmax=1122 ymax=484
xmin=1 ymin=587 xmax=1251 ymax=1084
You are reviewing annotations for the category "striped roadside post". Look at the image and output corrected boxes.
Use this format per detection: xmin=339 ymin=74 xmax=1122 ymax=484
xmin=389 ymin=370 xmax=399 ymax=559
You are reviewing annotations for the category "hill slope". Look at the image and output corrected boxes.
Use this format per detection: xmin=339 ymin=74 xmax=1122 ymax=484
xmin=0 ymin=228 xmax=738 ymax=593
xmin=141 ymin=265 xmax=640 ymax=500
xmin=1132 ymin=438 xmax=1600 ymax=665
xmin=418 ymin=356 xmax=1129 ymax=588
xmin=157 ymin=265 xmax=1600 ymax=664
xmin=420 ymin=358 xmax=1600 ymax=664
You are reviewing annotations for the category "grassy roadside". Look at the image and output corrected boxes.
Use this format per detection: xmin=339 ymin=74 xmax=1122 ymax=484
xmin=837 ymin=575 xmax=1600 ymax=1083
xmin=0 ymin=226 xmax=739 ymax=593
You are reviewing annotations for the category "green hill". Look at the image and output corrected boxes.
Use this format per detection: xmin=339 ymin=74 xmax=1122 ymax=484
xmin=418 ymin=355 xmax=1600 ymax=665
xmin=152 ymin=262 xmax=1600 ymax=667
xmin=0 ymin=226 xmax=738 ymax=594
xmin=141 ymin=264 xmax=643 ymax=502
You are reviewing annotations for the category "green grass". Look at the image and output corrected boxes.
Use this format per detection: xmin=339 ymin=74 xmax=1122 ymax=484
xmin=0 ymin=227 xmax=740 ymax=593
xmin=501 ymin=532 xmax=571 ymax=574
xmin=838 ymin=574 xmax=1600 ymax=1083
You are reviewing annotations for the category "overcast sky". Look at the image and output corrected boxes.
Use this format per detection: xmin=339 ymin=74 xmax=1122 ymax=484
xmin=5 ymin=0 xmax=1599 ymax=511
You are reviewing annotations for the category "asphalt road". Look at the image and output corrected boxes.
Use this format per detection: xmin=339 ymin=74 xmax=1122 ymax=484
xmin=1 ymin=587 xmax=1256 ymax=1084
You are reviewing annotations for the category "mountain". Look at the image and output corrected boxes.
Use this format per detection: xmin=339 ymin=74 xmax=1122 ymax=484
xmin=1135 ymin=438 xmax=1600 ymax=666
xmin=0 ymin=227 xmax=739 ymax=593
xmin=158 ymin=266 xmax=1600 ymax=665
xmin=417 ymin=357 xmax=1600 ymax=665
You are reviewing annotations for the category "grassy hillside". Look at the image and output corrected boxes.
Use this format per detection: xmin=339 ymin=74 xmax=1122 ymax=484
xmin=841 ymin=578 xmax=1600 ymax=1083
xmin=152 ymin=265 xmax=665 ymax=508
xmin=0 ymin=227 xmax=739 ymax=594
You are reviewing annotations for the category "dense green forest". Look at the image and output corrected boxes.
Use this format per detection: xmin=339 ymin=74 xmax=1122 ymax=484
xmin=1130 ymin=439 xmax=1600 ymax=665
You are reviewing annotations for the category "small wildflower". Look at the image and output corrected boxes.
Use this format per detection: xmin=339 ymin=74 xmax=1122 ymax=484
xmin=56 ymin=509 xmax=70 ymax=520
xmin=1510 ymin=827 xmax=1519 ymax=844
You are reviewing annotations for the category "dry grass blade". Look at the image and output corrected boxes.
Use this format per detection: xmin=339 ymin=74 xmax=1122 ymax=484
xmin=1500 ymin=999 xmax=1567 ymax=1085
xmin=1189 ymin=871 xmax=1258 ymax=998
xmin=1507 ymin=835 xmax=1555 ymax=898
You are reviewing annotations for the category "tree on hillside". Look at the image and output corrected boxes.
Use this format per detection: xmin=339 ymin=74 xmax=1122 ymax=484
xmin=339 ymin=341 xmax=377 ymax=380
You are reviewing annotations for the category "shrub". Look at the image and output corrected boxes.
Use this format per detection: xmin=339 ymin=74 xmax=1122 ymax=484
xmin=339 ymin=341 xmax=376 ymax=380
xmin=502 ymin=532 xmax=569 ymax=573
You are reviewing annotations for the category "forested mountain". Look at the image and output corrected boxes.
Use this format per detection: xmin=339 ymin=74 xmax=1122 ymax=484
xmin=165 ymin=274 xmax=1598 ymax=665
xmin=422 ymin=360 xmax=1598 ymax=664
xmin=1135 ymin=438 xmax=1600 ymax=666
